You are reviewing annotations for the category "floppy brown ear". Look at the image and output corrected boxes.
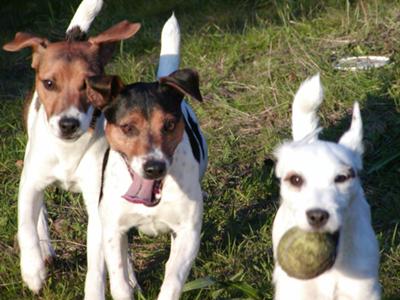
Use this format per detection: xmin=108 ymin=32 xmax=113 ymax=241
xmin=3 ymin=32 xmax=48 ymax=68
xmin=89 ymin=21 xmax=141 ymax=65
xmin=86 ymin=75 xmax=124 ymax=110
xmin=159 ymin=69 xmax=203 ymax=102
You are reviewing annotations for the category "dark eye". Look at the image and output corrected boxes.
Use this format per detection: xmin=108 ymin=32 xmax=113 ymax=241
xmin=120 ymin=123 xmax=138 ymax=137
xmin=287 ymin=174 xmax=304 ymax=188
xmin=163 ymin=120 xmax=176 ymax=133
xmin=42 ymin=79 xmax=55 ymax=91
xmin=334 ymin=169 xmax=355 ymax=184
xmin=334 ymin=174 xmax=348 ymax=183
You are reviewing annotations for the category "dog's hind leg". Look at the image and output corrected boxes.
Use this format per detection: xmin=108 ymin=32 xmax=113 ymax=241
xmin=37 ymin=204 xmax=55 ymax=264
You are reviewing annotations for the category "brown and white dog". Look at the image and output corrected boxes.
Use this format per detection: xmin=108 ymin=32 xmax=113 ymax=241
xmin=3 ymin=1 xmax=140 ymax=298
xmin=85 ymin=15 xmax=207 ymax=300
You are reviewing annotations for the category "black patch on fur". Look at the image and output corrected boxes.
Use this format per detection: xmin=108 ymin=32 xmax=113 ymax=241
xmin=103 ymin=82 xmax=183 ymax=124
xmin=66 ymin=26 xmax=87 ymax=42
xmin=184 ymin=117 xmax=201 ymax=163
xmin=98 ymin=147 xmax=110 ymax=204
xmin=184 ymin=107 xmax=204 ymax=160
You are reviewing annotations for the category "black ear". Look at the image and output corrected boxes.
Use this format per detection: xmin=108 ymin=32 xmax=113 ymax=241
xmin=86 ymin=75 xmax=124 ymax=109
xmin=159 ymin=69 xmax=203 ymax=102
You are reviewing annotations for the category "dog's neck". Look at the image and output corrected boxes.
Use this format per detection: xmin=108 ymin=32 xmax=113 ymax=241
xmin=336 ymin=185 xmax=378 ymax=275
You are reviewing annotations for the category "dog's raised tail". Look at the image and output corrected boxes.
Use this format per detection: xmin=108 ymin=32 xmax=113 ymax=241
xmin=292 ymin=73 xmax=323 ymax=142
xmin=157 ymin=13 xmax=180 ymax=79
xmin=66 ymin=0 xmax=103 ymax=37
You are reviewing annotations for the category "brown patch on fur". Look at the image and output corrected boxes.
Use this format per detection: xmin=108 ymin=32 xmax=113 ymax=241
xmin=3 ymin=20 xmax=141 ymax=125
xmin=105 ymin=107 xmax=184 ymax=161
xmin=34 ymin=41 xmax=99 ymax=118
xmin=152 ymin=109 xmax=185 ymax=159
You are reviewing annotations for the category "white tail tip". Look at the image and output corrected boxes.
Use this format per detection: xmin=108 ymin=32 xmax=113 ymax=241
xmin=157 ymin=13 xmax=181 ymax=79
xmin=292 ymin=73 xmax=324 ymax=141
xmin=67 ymin=0 xmax=103 ymax=33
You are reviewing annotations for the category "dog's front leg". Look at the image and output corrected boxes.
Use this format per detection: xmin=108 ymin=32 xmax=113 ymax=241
xmin=82 ymin=198 xmax=106 ymax=300
xmin=158 ymin=226 xmax=201 ymax=300
xmin=18 ymin=178 xmax=47 ymax=293
xmin=37 ymin=203 xmax=55 ymax=263
xmin=103 ymin=225 xmax=133 ymax=300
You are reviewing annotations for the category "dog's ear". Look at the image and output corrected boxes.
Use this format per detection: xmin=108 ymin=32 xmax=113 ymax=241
xmin=159 ymin=69 xmax=203 ymax=102
xmin=3 ymin=32 xmax=49 ymax=69
xmin=86 ymin=75 xmax=124 ymax=110
xmin=89 ymin=21 xmax=141 ymax=65
xmin=339 ymin=102 xmax=364 ymax=156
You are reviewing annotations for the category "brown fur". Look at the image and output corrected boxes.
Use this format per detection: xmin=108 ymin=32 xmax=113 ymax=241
xmin=3 ymin=21 xmax=141 ymax=123
xmin=105 ymin=107 xmax=184 ymax=161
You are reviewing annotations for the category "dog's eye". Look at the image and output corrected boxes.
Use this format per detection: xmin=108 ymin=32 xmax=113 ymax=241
xmin=120 ymin=124 xmax=138 ymax=137
xmin=288 ymin=174 xmax=304 ymax=188
xmin=334 ymin=168 xmax=356 ymax=184
xmin=334 ymin=174 xmax=348 ymax=183
xmin=163 ymin=120 xmax=176 ymax=133
xmin=42 ymin=79 xmax=55 ymax=91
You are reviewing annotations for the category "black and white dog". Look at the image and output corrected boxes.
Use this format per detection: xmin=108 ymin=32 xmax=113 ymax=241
xmin=85 ymin=14 xmax=207 ymax=300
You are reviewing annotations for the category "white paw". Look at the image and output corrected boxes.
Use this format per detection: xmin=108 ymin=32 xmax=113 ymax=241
xmin=21 ymin=256 xmax=46 ymax=293
xmin=111 ymin=283 xmax=132 ymax=300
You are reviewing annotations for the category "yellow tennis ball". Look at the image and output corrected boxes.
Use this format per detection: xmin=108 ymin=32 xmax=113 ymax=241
xmin=277 ymin=227 xmax=339 ymax=280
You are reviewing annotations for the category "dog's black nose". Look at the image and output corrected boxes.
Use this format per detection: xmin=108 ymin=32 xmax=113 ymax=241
xmin=143 ymin=160 xmax=166 ymax=179
xmin=306 ymin=209 xmax=329 ymax=228
xmin=59 ymin=117 xmax=80 ymax=136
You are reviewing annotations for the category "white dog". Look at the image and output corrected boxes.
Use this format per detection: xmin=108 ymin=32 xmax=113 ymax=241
xmin=272 ymin=74 xmax=380 ymax=300
xmin=84 ymin=14 xmax=207 ymax=300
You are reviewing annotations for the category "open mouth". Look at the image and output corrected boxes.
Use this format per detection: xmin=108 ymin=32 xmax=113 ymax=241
xmin=121 ymin=157 xmax=163 ymax=207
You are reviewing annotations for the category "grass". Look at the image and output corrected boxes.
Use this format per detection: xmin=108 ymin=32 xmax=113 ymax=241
xmin=0 ymin=0 xmax=399 ymax=299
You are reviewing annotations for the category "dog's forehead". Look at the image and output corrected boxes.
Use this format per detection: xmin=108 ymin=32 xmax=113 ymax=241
xmin=105 ymin=82 xmax=182 ymax=123
xmin=39 ymin=41 xmax=99 ymax=70
xmin=277 ymin=141 xmax=356 ymax=174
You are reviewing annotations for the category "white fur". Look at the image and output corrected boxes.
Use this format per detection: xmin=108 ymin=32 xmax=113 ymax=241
xmin=292 ymin=73 xmax=323 ymax=142
xmin=98 ymin=15 xmax=206 ymax=300
xmin=47 ymin=106 xmax=94 ymax=140
xmin=157 ymin=13 xmax=180 ymax=79
xmin=19 ymin=2 xmax=108 ymax=299
xmin=67 ymin=0 xmax=103 ymax=33
xmin=272 ymin=75 xmax=380 ymax=300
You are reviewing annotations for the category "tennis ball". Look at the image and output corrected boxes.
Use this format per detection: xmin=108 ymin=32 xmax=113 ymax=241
xmin=277 ymin=227 xmax=339 ymax=280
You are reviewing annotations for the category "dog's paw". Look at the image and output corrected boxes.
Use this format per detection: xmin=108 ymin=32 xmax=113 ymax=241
xmin=110 ymin=283 xmax=132 ymax=300
xmin=21 ymin=256 xmax=47 ymax=293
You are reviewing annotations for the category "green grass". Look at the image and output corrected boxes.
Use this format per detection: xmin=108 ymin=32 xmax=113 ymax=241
xmin=1 ymin=0 xmax=399 ymax=299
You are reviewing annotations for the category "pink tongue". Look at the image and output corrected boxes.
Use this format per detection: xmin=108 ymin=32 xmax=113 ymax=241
xmin=122 ymin=172 xmax=155 ymax=203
